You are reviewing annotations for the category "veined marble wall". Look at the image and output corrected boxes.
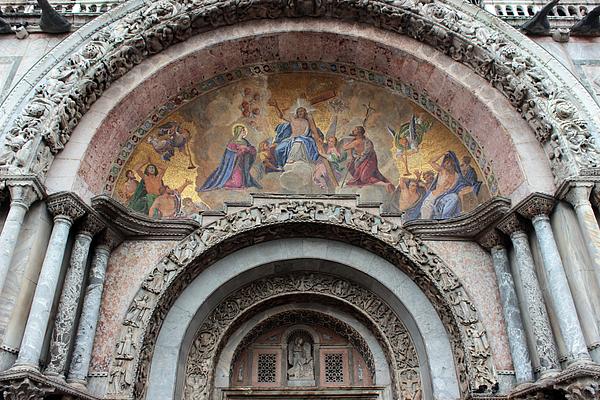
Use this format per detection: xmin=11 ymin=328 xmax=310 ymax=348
xmin=89 ymin=240 xmax=176 ymax=373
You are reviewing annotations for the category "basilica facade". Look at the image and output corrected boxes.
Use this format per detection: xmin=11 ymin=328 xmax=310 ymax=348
xmin=0 ymin=0 xmax=600 ymax=399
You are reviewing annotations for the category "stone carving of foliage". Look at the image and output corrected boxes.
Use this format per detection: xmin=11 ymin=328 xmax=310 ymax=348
xmin=109 ymin=201 xmax=497 ymax=399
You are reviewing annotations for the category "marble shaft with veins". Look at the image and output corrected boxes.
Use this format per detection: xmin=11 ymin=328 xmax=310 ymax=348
xmin=491 ymin=245 xmax=534 ymax=383
xmin=67 ymin=243 xmax=111 ymax=384
xmin=498 ymin=215 xmax=561 ymax=375
xmin=531 ymin=214 xmax=591 ymax=363
xmin=45 ymin=228 xmax=97 ymax=378
xmin=14 ymin=216 xmax=73 ymax=368
xmin=0 ymin=186 xmax=36 ymax=295
xmin=565 ymin=185 xmax=600 ymax=290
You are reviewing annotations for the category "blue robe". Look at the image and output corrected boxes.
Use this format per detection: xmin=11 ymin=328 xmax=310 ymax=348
xmin=197 ymin=139 xmax=261 ymax=192
xmin=462 ymin=165 xmax=482 ymax=195
xmin=273 ymin=123 xmax=320 ymax=168
xmin=428 ymin=151 xmax=469 ymax=219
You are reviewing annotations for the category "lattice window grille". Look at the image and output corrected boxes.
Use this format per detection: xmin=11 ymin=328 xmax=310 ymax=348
xmin=324 ymin=353 xmax=344 ymax=383
xmin=257 ymin=353 xmax=277 ymax=383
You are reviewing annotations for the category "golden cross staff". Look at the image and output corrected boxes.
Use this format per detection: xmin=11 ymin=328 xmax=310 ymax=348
xmin=363 ymin=102 xmax=376 ymax=126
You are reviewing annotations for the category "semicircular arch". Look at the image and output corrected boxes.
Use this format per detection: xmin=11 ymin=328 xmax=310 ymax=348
xmin=110 ymin=201 xmax=497 ymax=399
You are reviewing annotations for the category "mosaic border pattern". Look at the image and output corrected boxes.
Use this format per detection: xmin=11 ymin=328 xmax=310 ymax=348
xmin=103 ymin=61 xmax=500 ymax=198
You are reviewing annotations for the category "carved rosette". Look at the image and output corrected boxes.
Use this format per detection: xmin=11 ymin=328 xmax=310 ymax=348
xmin=108 ymin=202 xmax=497 ymax=399
xmin=184 ymin=272 xmax=420 ymax=400
xmin=46 ymin=192 xmax=86 ymax=223
xmin=0 ymin=0 xmax=599 ymax=186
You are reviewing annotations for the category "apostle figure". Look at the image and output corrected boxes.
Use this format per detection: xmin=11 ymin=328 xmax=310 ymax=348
xmin=419 ymin=151 xmax=469 ymax=220
xmin=128 ymin=157 xmax=166 ymax=215
xmin=269 ymin=99 xmax=322 ymax=168
xmin=288 ymin=336 xmax=314 ymax=380
xmin=343 ymin=126 xmax=394 ymax=192
xmin=197 ymin=124 xmax=262 ymax=191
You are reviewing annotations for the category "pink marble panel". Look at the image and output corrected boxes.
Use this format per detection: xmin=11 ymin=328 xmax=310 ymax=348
xmin=89 ymin=240 xmax=177 ymax=372
xmin=425 ymin=240 xmax=513 ymax=371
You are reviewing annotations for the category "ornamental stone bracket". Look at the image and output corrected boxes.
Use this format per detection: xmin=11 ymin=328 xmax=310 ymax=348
xmin=0 ymin=370 xmax=98 ymax=400
xmin=0 ymin=0 xmax=600 ymax=190
xmin=0 ymin=174 xmax=47 ymax=203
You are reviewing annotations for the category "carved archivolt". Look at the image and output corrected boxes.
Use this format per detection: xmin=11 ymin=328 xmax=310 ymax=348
xmin=185 ymin=275 xmax=419 ymax=399
xmin=109 ymin=201 xmax=497 ymax=399
xmin=1 ymin=0 xmax=599 ymax=185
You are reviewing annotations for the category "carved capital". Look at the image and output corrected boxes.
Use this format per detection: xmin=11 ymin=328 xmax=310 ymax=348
xmin=555 ymin=376 xmax=600 ymax=400
xmin=497 ymin=213 xmax=527 ymax=237
xmin=46 ymin=192 xmax=86 ymax=222
xmin=98 ymin=228 xmax=124 ymax=251
xmin=477 ymin=229 xmax=505 ymax=251
xmin=78 ymin=214 xmax=105 ymax=237
xmin=1 ymin=377 xmax=54 ymax=400
xmin=7 ymin=185 xmax=38 ymax=210
xmin=1 ymin=175 xmax=45 ymax=208
xmin=516 ymin=193 xmax=556 ymax=219
xmin=563 ymin=183 xmax=595 ymax=209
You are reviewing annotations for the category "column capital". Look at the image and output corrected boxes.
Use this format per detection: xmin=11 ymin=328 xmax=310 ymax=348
xmin=562 ymin=182 xmax=595 ymax=209
xmin=497 ymin=213 xmax=527 ymax=237
xmin=98 ymin=228 xmax=123 ymax=251
xmin=516 ymin=193 xmax=556 ymax=220
xmin=78 ymin=214 xmax=105 ymax=238
xmin=477 ymin=229 xmax=505 ymax=251
xmin=1 ymin=175 xmax=45 ymax=208
xmin=46 ymin=192 xmax=86 ymax=223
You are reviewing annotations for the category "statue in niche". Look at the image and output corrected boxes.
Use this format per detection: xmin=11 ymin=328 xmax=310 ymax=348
xmin=287 ymin=335 xmax=314 ymax=381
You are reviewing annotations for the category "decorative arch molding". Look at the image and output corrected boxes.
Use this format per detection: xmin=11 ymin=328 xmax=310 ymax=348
xmin=182 ymin=277 xmax=421 ymax=400
xmin=0 ymin=0 xmax=599 ymax=188
xmin=110 ymin=201 xmax=497 ymax=400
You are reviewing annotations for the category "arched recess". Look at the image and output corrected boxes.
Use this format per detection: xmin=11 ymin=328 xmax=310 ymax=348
xmin=1 ymin=0 xmax=599 ymax=193
xmin=109 ymin=202 xmax=497 ymax=399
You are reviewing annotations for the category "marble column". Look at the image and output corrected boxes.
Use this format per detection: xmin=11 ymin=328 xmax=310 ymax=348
xmin=478 ymin=230 xmax=534 ymax=384
xmin=44 ymin=214 xmax=105 ymax=379
xmin=0 ymin=184 xmax=38 ymax=295
xmin=498 ymin=214 xmax=560 ymax=376
xmin=564 ymin=183 xmax=600 ymax=289
xmin=518 ymin=195 xmax=591 ymax=364
xmin=67 ymin=230 xmax=121 ymax=387
xmin=12 ymin=194 xmax=86 ymax=370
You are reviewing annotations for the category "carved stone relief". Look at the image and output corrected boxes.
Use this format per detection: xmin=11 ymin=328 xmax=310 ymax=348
xmin=0 ymin=0 xmax=599 ymax=188
xmin=108 ymin=201 xmax=497 ymax=399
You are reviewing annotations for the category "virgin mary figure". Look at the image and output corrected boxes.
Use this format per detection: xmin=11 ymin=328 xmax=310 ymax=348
xmin=197 ymin=124 xmax=262 ymax=191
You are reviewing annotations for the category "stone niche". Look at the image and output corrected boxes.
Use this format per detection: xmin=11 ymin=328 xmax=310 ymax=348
xmin=230 ymin=323 xmax=374 ymax=390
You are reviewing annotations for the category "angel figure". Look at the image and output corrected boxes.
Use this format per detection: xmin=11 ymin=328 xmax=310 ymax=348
xmin=387 ymin=114 xmax=433 ymax=175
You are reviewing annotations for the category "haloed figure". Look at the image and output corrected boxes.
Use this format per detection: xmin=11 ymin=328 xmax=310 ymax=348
xmin=197 ymin=124 xmax=262 ymax=191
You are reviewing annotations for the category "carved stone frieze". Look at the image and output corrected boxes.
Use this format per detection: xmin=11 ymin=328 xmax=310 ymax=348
xmin=46 ymin=192 xmax=86 ymax=222
xmin=108 ymin=201 xmax=498 ymax=400
xmin=515 ymin=193 xmax=556 ymax=219
xmin=0 ymin=0 xmax=599 ymax=187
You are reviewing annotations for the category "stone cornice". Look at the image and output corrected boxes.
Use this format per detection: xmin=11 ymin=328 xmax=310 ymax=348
xmin=509 ymin=363 xmax=600 ymax=399
xmin=91 ymin=195 xmax=200 ymax=240
xmin=403 ymin=197 xmax=511 ymax=240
